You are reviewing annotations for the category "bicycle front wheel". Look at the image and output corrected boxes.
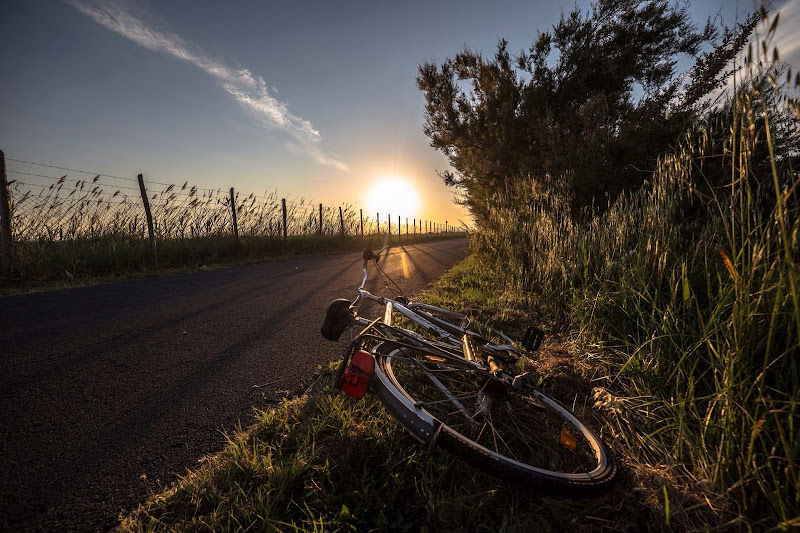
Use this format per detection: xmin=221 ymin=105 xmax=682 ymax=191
xmin=371 ymin=344 xmax=617 ymax=497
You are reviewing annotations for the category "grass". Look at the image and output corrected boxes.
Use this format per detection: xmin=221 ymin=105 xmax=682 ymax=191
xmin=467 ymin=67 xmax=800 ymax=527
xmin=5 ymin=174 xmax=463 ymax=292
xmin=118 ymin=254 xmax=712 ymax=533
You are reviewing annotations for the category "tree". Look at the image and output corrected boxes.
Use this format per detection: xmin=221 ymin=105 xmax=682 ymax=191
xmin=417 ymin=0 xmax=755 ymax=221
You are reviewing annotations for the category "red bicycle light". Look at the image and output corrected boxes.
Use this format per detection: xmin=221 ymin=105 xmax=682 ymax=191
xmin=342 ymin=350 xmax=375 ymax=398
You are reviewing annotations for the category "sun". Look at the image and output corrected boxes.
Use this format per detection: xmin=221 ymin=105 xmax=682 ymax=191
xmin=365 ymin=178 xmax=421 ymax=220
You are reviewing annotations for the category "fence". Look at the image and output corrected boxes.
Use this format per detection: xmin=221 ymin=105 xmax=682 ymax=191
xmin=0 ymin=151 xmax=462 ymax=273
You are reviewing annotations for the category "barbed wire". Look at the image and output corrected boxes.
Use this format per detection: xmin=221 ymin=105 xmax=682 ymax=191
xmin=5 ymin=156 xmax=460 ymax=241
xmin=9 ymin=172 xmax=146 ymax=194
xmin=7 ymin=157 xmax=223 ymax=193
xmin=7 ymin=157 xmax=134 ymax=181
xmin=7 ymin=160 xmax=325 ymax=208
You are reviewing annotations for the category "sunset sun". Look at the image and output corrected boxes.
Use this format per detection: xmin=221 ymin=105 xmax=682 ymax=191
xmin=365 ymin=177 xmax=421 ymax=220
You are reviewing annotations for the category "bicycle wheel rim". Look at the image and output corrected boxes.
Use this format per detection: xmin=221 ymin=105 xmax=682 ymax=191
xmin=377 ymin=345 xmax=614 ymax=485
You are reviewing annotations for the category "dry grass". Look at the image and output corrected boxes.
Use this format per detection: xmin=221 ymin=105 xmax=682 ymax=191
xmin=4 ymin=173 xmax=460 ymax=284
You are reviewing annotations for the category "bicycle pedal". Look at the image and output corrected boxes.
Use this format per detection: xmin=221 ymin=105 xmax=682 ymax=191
xmin=521 ymin=326 xmax=544 ymax=351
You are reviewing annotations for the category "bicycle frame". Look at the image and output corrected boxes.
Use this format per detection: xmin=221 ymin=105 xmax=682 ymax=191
xmin=348 ymin=249 xmax=519 ymax=354
xmin=325 ymin=246 xmax=617 ymax=495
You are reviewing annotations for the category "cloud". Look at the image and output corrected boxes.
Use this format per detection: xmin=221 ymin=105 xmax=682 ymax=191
xmin=769 ymin=0 xmax=800 ymax=67
xmin=68 ymin=0 xmax=349 ymax=171
xmin=698 ymin=1 xmax=800 ymax=108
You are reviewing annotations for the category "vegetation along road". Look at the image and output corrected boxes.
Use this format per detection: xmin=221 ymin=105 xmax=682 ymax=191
xmin=0 ymin=238 xmax=468 ymax=532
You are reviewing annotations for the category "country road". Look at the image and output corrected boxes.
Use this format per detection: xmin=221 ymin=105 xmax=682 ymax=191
xmin=0 ymin=238 xmax=469 ymax=532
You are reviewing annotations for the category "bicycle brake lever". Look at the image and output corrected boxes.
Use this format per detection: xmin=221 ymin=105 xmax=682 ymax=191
xmin=374 ymin=244 xmax=389 ymax=262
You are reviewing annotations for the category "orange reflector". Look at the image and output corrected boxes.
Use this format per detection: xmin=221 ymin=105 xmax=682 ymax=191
xmin=341 ymin=350 xmax=375 ymax=399
xmin=424 ymin=355 xmax=446 ymax=363
xmin=560 ymin=428 xmax=577 ymax=450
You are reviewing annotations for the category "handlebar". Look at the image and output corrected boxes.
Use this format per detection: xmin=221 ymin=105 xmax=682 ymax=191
xmin=362 ymin=239 xmax=389 ymax=265
xmin=358 ymin=240 xmax=389 ymax=291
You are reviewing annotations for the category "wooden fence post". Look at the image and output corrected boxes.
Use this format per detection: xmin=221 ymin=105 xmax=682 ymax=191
xmin=388 ymin=214 xmax=391 ymax=238
xmin=376 ymin=212 xmax=379 ymax=234
xmin=229 ymin=187 xmax=239 ymax=240
xmin=406 ymin=217 xmax=408 ymax=235
xmin=0 ymin=150 xmax=15 ymax=274
xmin=339 ymin=206 xmax=344 ymax=236
xmin=360 ymin=209 xmax=363 ymax=237
xmin=398 ymin=215 xmax=401 ymax=242
xmin=318 ymin=203 xmax=323 ymax=235
xmin=282 ymin=198 xmax=287 ymax=241
xmin=137 ymin=174 xmax=158 ymax=267
xmin=445 ymin=220 xmax=448 ymax=233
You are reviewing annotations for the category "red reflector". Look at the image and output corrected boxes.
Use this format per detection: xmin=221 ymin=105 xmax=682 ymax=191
xmin=341 ymin=350 xmax=375 ymax=398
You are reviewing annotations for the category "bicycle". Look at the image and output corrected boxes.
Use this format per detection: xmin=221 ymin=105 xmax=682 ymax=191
xmin=320 ymin=241 xmax=617 ymax=497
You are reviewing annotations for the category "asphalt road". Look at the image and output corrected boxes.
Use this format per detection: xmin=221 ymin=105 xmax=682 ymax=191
xmin=0 ymin=238 xmax=469 ymax=532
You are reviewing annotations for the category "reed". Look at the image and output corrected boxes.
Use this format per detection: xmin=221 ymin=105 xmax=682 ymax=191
xmin=4 ymin=175 xmax=451 ymax=284
xmin=473 ymin=58 xmax=799 ymax=526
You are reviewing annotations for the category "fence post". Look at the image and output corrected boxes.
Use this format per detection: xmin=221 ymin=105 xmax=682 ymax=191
xmin=137 ymin=174 xmax=158 ymax=267
xmin=318 ymin=203 xmax=323 ymax=235
xmin=0 ymin=150 xmax=15 ymax=274
xmin=388 ymin=214 xmax=391 ymax=238
xmin=376 ymin=212 xmax=379 ymax=234
xmin=229 ymin=187 xmax=239 ymax=240
xmin=445 ymin=220 xmax=448 ymax=233
xmin=282 ymin=198 xmax=287 ymax=241
xmin=339 ymin=206 xmax=344 ymax=236
xmin=406 ymin=217 xmax=408 ymax=235
xmin=413 ymin=218 xmax=416 ymax=234
xmin=360 ymin=209 xmax=363 ymax=237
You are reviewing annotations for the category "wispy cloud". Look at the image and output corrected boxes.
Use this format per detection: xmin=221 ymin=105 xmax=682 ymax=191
xmin=68 ymin=0 xmax=348 ymax=171
xmin=770 ymin=0 xmax=800 ymax=67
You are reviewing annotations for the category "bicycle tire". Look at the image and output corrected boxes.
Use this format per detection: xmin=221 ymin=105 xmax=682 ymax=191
xmin=370 ymin=343 xmax=617 ymax=497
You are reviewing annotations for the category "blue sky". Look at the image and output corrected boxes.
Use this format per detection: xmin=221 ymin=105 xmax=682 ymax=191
xmin=1 ymin=0 xmax=795 ymax=225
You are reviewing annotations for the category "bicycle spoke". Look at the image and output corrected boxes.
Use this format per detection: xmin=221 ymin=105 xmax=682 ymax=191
xmin=380 ymin=345 xmax=605 ymax=476
xmin=505 ymin=412 xmax=539 ymax=460
xmin=413 ymin=392 xmax=482 ymax=407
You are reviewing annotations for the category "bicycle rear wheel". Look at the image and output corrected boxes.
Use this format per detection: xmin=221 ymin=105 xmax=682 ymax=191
xmin=371 ymin=343 xmax=617 ymax=497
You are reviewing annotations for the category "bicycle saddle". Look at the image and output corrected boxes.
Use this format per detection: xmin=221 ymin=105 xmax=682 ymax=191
xmin=321 ymin=298 xmax=352 ymax=341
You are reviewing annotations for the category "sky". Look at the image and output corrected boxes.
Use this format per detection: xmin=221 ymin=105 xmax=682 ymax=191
xmin=1 ymin=0 xmax=797 ymax=227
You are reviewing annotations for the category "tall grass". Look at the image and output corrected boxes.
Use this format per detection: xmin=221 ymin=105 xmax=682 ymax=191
xmin=9 ymin=178 xmax=381 ymax=242
xmin=474 ymin=66 xmax=799 ymax=526
xmin=5 ymin=174 xmax=457 ymax=284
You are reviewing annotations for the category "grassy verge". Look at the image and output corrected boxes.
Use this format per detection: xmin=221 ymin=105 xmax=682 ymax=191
xmin=0 ymin=233 xmax=463 ymax=296
xmin=119 ymin=253 xmax=696 ymax=533
xmin=464 ymin=78 xmax=799 ymax=527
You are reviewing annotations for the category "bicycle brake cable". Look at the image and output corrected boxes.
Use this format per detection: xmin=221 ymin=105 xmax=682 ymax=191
xmin=374 ymin=259 xmax=406 ymax=300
